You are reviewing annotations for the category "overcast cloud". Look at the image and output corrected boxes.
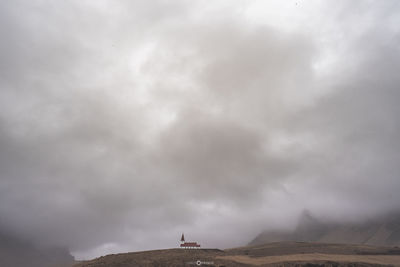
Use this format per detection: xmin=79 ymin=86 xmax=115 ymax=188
xmin=1 ymin=0 xmax=400 ymax=260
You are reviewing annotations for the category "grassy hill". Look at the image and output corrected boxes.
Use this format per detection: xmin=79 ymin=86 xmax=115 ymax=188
xmin=73 ymin=242 xmax=400 ymax=266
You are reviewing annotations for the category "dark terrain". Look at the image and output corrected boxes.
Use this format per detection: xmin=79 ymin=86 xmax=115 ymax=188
xmin=0 ymin=230 xmax=74 ymax=267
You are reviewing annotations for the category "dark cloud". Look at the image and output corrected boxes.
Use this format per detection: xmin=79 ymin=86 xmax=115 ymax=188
xmin=0 ymin=0 xmax=399 ymax=260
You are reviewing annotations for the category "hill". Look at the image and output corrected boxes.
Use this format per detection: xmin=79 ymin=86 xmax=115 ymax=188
xmin=249 ymin=211 xmax=400 ymax=247
xmin=74 ymin=242 xmax=400 ymax=266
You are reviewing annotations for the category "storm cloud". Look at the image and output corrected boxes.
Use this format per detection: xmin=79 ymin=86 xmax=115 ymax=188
xmin=0 ymin=0 xmax=400 ymax=259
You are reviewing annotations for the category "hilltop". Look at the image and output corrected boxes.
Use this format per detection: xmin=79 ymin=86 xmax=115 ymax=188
xmin=73 ymin=242 xmax=400 ymax=266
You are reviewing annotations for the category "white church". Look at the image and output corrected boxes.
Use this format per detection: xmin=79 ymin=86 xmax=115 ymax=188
xmin=179 ymin=233 xmax=201 ymax=249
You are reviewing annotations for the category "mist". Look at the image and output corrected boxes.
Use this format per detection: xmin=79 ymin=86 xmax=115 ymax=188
xmin=0 ymin=0 xmax=400 ymax=260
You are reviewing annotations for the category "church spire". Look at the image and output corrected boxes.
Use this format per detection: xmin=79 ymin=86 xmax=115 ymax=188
xmin=180 ymin=233 xmax=185 ymax=242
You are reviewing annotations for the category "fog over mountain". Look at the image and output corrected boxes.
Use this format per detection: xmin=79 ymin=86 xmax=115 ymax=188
xmin=1 ymin=0 xmax=400 ymax=260
xmin=250 ymin=210 xmax=400 ymax=247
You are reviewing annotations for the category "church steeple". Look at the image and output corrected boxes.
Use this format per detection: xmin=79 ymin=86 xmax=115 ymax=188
xmin=180 ymin=233 xmax=185 ymax=243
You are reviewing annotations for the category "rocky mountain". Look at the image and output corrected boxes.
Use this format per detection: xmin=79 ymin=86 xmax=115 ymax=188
xmin=249 ymin=211 xmax=400 ymax=247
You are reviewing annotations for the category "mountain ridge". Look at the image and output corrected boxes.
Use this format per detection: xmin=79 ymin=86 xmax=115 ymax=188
xmin=249 ymin=211 xmax=400 ymax=247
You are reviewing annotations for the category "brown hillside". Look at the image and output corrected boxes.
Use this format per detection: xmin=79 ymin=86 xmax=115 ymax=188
xmin=74 ymin=242 xmax=400 ymax=267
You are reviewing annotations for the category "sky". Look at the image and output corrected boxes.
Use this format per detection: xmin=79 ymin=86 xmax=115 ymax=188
xmin=1 ymin=0 xmax=400 ymax=260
